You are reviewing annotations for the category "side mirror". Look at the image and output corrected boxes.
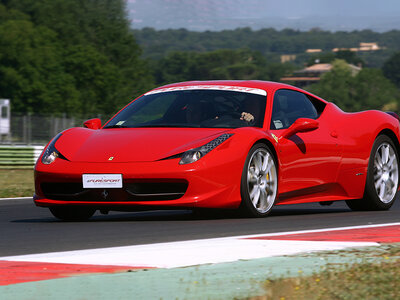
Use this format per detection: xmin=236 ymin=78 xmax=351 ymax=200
xmin=282 ymin=118 xmax=319 ymax=139
xmin=83 ymin=118 xmax=102 ymax=130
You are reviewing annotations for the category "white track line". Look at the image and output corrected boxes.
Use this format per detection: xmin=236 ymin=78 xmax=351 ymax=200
xmin=1 ymin=223 xmax=393 ymax=269
xmin=232 ymin=221 xmax=400 ymax=238
xmin=0 ymin=197 xmax=32 ymax=201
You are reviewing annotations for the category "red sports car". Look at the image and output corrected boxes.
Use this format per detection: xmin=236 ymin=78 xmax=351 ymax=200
xmin=34 ymin=81 xmax=400 ymax=220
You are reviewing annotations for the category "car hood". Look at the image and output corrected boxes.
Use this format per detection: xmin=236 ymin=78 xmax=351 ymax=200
xmin=54 ymin=127 xmax=230 ymax=162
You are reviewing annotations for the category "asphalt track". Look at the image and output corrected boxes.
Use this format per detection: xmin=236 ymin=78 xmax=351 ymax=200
xmin=1 ymin=196 xmax=400 ymax=256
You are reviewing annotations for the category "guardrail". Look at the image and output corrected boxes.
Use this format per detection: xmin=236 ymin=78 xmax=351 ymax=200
xmin=0 ymin=146 xmax=44 ymax=169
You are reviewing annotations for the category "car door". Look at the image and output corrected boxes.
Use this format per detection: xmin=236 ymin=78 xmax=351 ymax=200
xmin=269 ymin=89 xmax=342 ymax=199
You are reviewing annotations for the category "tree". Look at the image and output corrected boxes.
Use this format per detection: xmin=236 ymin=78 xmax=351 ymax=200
xmin=335 ymin=50 xmax=364 ymax=66
xmin=0 ymin=18 xmax=79 ymax=114
xmin=153 ymin=51 xmax=194 ymax=84
xmin=193 ymin=49 xmax=267 ymax=80
xmin=154 ymin=48 xmax=275 ymax=85
xmin=63 ymin=45 xmax=120 ymax=116
xmin=132 ymin=27 xmax=400 ymax=68
xmin=353 ymin=68 xmax=400 ymax=111
xmin=382 ymin=51 xmax=400 ymax=88
xmin=308 ymin=60 xmax=355 ymax=111
xmin=1 ymin=1 xmax=153 ymax=116
xmin=308 ymin=59 xmax=400 ymax=112
xmin=307 ymin=52 xmax=336 ymax=66
xmin=307 ymin=51 xmax=363 ymax=67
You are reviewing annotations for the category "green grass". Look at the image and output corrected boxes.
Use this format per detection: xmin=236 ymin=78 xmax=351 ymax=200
xmin=0 ymin=169 xmax=34 ymax=198
xmin=261 ymin=244 xmax=400 ymax=300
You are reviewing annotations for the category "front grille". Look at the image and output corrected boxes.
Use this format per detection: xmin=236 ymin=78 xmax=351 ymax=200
xmin=41 ymin=180 xmax=188 ymax=201
xmin=41 ymin=182 xmax=84 ymax=198
xmin=126 ymin=182 xmax=188 ymax=196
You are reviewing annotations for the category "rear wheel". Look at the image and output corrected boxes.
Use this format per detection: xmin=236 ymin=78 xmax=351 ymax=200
xmin=346 ymin=135 xmax=399 ymax=211
xmin=240 ymin=144 xmax=278 ymax=217
xmin=49 ymin=207 xmax=96 ymax=221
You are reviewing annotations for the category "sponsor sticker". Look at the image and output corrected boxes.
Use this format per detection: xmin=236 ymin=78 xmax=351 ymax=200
xmin=83 ymin=174 xmax=123 ymax=188
xmin=145 ymin=85 xmax=267 ymax=96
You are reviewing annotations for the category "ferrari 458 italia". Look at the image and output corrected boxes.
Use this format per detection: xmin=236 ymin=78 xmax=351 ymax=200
xmin=34 ymin=81 xmax=400 ymax=220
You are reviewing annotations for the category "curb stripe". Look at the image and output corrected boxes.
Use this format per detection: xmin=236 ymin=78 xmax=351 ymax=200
xmin=0 ymin=261 xmax=149 ymax=286
xmin=1 ymin=222 xmax=398 ymax=286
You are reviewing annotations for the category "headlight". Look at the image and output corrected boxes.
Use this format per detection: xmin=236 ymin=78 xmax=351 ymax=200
xmin=41 ymin=133 xmax=63 ymax=164
xmin=179 ymin=133 xmax=233 ymax=165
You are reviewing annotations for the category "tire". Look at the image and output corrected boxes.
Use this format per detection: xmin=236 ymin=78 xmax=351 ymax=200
xmin=240 ymin=143 xmax=278 ymax=217
xmin=49 ymin=206 xmax=96 ymax=221
xmin=346 ymin=135 xmax=399 ymax=211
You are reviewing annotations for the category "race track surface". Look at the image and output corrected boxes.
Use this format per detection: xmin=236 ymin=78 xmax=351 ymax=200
xmin=1 ymin=197 xmax=399 ymax=256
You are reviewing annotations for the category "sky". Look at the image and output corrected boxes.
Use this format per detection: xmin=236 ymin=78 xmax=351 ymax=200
xmin=126 ymin=0 xmax=400 ymax=32
xmin=244 ymin=0 xmax=400 ymax=17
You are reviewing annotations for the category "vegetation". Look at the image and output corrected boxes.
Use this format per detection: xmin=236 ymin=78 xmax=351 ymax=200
xmin=0 ymin=0 xmax=153 ymax=117
xmin=1 ymin=1 xmax=400 ymax=117
xmin=152 ymin=48 xmax=294 ymax=85
xmin=308 ymin=59 xmax=400 ymax=112
xmin=261 ymin=244 xmax=400 ymax=300
xmin=138 ymin=27 xmax=400 ymax=113
xmin=0 ymin=169 xmax=34 ymax=198
xmin=133 ymin=27 xmax=400 ymax=67
xmin=383 ymin=52 xmax=400 ymax=89
xmin=307 ymin=50 xmax=365 ymax=66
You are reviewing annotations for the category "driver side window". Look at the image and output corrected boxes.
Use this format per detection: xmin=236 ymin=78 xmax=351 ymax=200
xmin=270 ymin=89 xmax=319 ymax=130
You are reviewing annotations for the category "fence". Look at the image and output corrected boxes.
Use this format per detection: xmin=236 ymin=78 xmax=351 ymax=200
xmin=0 ymin=113 xmax=108 ymax=168
xmin=0 ymin=146 xmax=44 ymax=169
xmin=0 ymin=113 xmax=103 ymax=145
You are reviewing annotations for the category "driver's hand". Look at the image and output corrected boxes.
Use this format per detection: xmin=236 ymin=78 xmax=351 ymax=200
xmin=240 ymin=112 xmax=254 ymax=123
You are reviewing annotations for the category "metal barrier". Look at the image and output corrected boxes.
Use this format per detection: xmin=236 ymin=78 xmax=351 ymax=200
xmin=0 ymin=146 xmax=44 ymax=169
xmin=0 ymin=113 xmax=105 ymax=145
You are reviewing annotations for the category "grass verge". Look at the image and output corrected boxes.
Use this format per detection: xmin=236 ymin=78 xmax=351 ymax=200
xmin=0 ymin=169 xmax=34 ymax=198
xmin=261 ymin=243 xmax=400 ymax=300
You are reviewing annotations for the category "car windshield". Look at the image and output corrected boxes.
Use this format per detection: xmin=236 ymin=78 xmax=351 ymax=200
xmin=104 ymin=88 xmax=267 ymax=129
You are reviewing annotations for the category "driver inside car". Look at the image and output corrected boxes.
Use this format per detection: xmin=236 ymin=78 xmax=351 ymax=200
xmin=239 ymin=98 xmax=260 ymax=125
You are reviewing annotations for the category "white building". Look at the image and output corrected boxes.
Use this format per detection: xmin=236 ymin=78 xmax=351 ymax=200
xmin=0 ymin=99 xmax=10 ymax=136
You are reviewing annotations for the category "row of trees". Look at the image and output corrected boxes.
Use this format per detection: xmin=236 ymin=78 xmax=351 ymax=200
xmin=151 ymin=48 xmax=400 ymax=113
xmin=0 ymin=0 xmax=153 ymax=117
xmin=151 ymin=48 xmax=293 ymax=84
xmin=133 ymin=27 xmax=400 ymax=67
xmin=1 ymin=0 xmax=400 ymax=117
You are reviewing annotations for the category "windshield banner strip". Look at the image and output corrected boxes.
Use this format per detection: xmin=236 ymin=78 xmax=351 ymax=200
xmin=144 ymin=85 xmax=267 ymax=96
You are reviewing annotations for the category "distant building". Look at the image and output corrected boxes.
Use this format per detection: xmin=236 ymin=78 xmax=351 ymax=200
xmin=359 ymin=42 xmax=381 ymax=51
xmin=281 ymin=62 xmax=361 ymax=87
xmin=297 ymin=63 xmax=333 ymax=75
xmin=280 ymin=54 xmax=297 ymax=63
xmin=306 ymin=49 xmax=322 ymax=53
xmin=0 ymin=99 xmax=10 ymax=139
xmin=332 ymin=42 xmax=382 ymax=52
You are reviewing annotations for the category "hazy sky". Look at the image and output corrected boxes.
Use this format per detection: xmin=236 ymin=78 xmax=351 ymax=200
xmin=127 ymin=0 xmax=400 ymax=31
xmin=252 ymin=0 xmax=400 ymax=17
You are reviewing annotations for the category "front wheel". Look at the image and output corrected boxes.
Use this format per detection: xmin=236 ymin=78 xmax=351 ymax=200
xmin=346 ymin=135 xmax=399 ymax=211
xmin=49 ymin=206 xmax=96 ymax=221
xmin=240 ymin=144 xmax=278 ymax=217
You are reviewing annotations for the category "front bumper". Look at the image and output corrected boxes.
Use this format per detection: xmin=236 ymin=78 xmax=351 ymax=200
xmin=34 ymin=155 xmax=244 ymax=210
